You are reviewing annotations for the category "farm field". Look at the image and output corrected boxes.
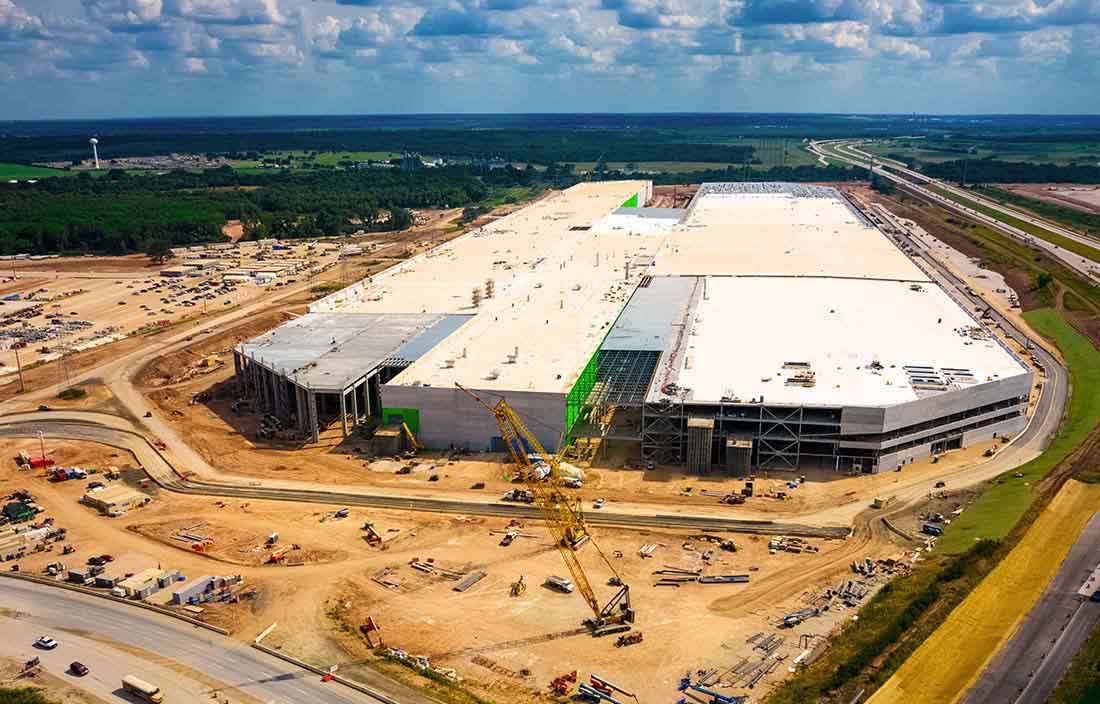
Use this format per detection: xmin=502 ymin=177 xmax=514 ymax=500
xmin=865 ymin=140 xmax=1100 ymax=166
xmin=0 ymin=163 xmax=74 ymax=180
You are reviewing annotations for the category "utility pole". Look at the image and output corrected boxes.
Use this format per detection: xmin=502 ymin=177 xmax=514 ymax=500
xmin=37 ymin=430 xmax=46 ymax=464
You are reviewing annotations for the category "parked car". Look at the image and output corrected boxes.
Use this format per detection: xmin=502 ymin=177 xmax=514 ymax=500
xmin=34 ymin=636 xmax=59 ymax=650
xmin=87 ymin=481 xmax=105 ymax=490
xmin=593 ymin=498 xmax=605 ymax=509
xmin=69 ymin=661 xmax=89 ymax=676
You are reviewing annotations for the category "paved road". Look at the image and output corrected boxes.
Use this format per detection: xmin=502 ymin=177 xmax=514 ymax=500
xmin=0 ymin=578 xmax=411 ymax=704
xmin=0 ymin=612 xmax=222 ymax=704
xmin=842 ymin=141 xmax=1100 ymax=252
xmin=962 ymin=513 xmax=1100 ymax=704
xmin=0 ymin=413 xmax=850 ymax=538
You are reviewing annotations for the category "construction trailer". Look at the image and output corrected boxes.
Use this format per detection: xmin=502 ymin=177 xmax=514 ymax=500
xmin=81 ymin=485 xmax=150 ymax=515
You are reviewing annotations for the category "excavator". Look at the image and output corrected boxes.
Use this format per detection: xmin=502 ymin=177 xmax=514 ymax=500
xmin=457 ymin=383 xmax=634 ymax=636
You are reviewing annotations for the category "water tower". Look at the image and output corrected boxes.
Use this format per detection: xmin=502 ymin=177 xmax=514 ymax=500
xmin=89 ymin=137 xmax=100 ymax=170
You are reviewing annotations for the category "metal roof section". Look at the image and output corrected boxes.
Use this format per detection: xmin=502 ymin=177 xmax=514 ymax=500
xmin=601 ymin=275 xmax=699 ymax=353
xmin=236 ymin=312 xmax=467 ymax=392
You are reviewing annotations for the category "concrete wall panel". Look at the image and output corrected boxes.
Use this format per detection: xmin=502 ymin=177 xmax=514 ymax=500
xmin=380 ymin=385 xmax=566 ymax=451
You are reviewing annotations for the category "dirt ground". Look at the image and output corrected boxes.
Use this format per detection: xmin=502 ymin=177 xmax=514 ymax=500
xmin=650 ymin=184 xmax=698 ymax=209
xmin=0 ymin=242 xmax=342 ymax=376
xmin=1004 ymin=183 xmax=1100 ymax=214
xmin=0 ymin=434 xmax=933 ymax=703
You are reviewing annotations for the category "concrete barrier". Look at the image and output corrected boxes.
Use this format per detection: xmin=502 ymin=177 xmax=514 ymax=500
xmin=251 ymin=641 xmax=410 ymax=704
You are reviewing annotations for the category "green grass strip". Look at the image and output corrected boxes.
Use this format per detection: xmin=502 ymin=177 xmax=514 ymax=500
xmin=938 ymin=308 xmax=1100 ymax=553
xmin=927 ymin=185 xmax=1100 ymax=264
xmin=0 ymin=163 xmax=74 ymax=180
xmin=977 ymin=186 xmax=1100 ymax=236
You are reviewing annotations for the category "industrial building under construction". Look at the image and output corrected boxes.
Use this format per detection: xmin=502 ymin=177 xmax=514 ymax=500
xmin=234 ymin=180 xmax=1031 ymax=473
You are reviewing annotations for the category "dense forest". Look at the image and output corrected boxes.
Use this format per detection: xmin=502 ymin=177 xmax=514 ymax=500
xmin=890 ymin=157 xmax=1100 ymax=184
xmin=0 ymin=160 xmax=865 ymax=256
xmin=0 ymin=129 xmax=756 ymax=166
xmin=0 ymin=164 xmax=557 ymax=255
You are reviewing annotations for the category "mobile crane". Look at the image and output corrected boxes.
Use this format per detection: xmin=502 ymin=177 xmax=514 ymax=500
xmin=457 ymin=383 xmax=634 ymax=636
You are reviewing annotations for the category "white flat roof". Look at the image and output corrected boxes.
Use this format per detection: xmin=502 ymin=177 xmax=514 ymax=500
xmin=659 ymin=276 xmax=1028 ymax=406
xmin=652 ymin=187 xmax=931 ymax=281
xmin=316 ymin=181 xmax=654 ymax=393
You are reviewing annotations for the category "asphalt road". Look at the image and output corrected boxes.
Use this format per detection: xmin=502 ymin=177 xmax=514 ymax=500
xmin=961 ymin=513 xmax=1100 ymax=704
xmin=0 ymin=578 xmax=407 ymax=704
xmin=0 ymin=612 xmax=219 ymax=704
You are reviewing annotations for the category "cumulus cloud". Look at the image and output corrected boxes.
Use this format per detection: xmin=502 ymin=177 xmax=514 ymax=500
xmin=0 ymin=0 xmax=47 ymax=40
xmin=1 ymin=0 xmax=1100 ymax=113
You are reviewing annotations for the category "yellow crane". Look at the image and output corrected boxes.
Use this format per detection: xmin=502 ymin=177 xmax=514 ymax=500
xmin=457 ymin=383 xmax=634 ymax=636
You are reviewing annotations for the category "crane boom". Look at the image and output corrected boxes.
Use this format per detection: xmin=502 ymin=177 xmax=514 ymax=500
xmin=457 ymin=384 xmax=633 ymax=634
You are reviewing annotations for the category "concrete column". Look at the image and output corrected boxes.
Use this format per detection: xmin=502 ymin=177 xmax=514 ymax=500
xmin=340 ymin=390 xmax=348 ymax=437
xmin=308 ymin=391 xmax=319 ymax=444
xmin=296 ymin=385 xmax=307 ymax=433
xmin=350 ymin=382 xmax=359 ymax=428
xmin=273 ymin=376 xmax=284 ymax=419
xmin=233 ymin=352 xmax=242 ymax=391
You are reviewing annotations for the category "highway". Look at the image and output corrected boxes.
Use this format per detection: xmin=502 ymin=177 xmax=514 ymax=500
xmin=841 ymin=141 xmax=1100 ymax=253
xmin=0 ymin=578 xmax=404 ymax=704
xmin=0 ymin=612 xmax=227 ymax=703
xmin=961 ymin=513 xmax=1100 ymax=704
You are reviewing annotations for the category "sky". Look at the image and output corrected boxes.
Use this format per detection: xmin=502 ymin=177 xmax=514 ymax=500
xmin=1 ymin=0 xmax=1099 ymax=119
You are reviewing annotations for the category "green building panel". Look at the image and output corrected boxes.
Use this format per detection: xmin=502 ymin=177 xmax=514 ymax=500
xmin=381 ymin=407 xmax=420 ymax=434
xmin=621 ymin=193 xmax=639 ymax=208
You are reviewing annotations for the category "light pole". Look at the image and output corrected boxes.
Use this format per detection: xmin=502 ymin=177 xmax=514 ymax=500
xmin=37 ymin=430 xmax=46 ymax=464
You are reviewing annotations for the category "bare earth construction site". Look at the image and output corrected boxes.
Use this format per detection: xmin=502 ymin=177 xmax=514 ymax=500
xmin=0 ymin=180 xmax=1057 ymax=704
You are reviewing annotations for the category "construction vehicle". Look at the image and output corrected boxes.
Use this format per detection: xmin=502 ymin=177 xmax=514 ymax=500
xmin=615 ymin=632 xmax=643 ymax=647
xmin=401 ymin=422 xmax=423 ymax=452
xmin=362 ymin=521 xmax=382 ymax=546
xmin=458 ymin=383 xmax=634 ymax=636
xmin=511 ymin=574 xmax=527 ymax=597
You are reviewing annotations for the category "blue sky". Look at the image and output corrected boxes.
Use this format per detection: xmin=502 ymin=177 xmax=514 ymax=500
xmin=2 ymin=0 xmax=1099 ymax=119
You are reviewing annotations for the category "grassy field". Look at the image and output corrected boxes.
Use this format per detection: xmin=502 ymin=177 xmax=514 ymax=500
xmin=764 ymin=541 xmax=1004 ymax=704
xmin=866 ymin=140 xmax=1100 ymax=166
xmin=979 ymin=186 xmax=1100 ymax=235
xmin=0 ymin=163 xmax=74 ymax=180
xmin=0 ymin=688 xmax=55 ymax=704
xmin=231 ymin=150 xmax=401 ymax=170
xmin=926 ymin=184 xmax=1100 ymax=264
xmin=572 ymin=142 xmax=817 ymax=174
xmin=938 ymin=309 xmax=1100 ymax=552
xmin=868 ymin=480 xmax=1100 ymax=704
